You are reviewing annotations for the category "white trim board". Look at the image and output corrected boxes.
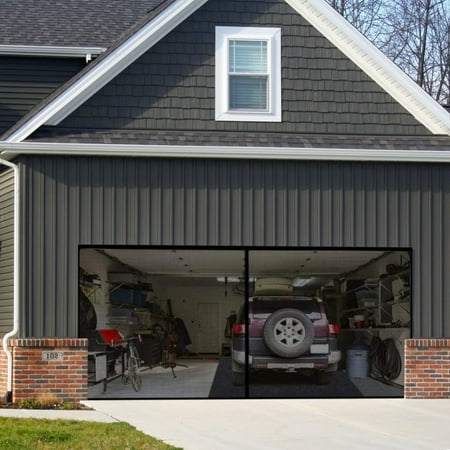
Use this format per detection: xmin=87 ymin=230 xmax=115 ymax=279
xmin=0 ymin=45 xmax=106 ymax=58
xmin=4 ymin=0 xmax=450 ymax=143
xmin=1 ymin=141 xmax=450 ymax=163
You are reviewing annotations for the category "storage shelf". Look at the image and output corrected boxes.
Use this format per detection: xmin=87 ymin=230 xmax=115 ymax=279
xmin=341 ymin=327 xmax=410 ymax=337
xmin=341 ymin=327 xmax=409 ymax=331
xmin=343 ymin=283 xmax=378 ymax=295
xmin=380 ymin=268 xmax=410 ymax=280
xmin=340 ymin=306 xmax=377 ymax=317
xmin=382 ymin=299 xmax=410 ymax=306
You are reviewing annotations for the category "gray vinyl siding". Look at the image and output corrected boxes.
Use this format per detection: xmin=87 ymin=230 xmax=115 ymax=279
xmin=57 ymin=0 xmax=429 ymax=137
xmin=0 ymin=167 xmax=14 ymax=337
xmin=20 ymin=156 xmax=450 ymax=339
xmin=0 ymin=56 xmax=85 ymax=135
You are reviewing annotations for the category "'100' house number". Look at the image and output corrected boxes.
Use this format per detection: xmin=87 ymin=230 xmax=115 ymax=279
xmin=42 ymin=351 xmax=64 ymax=361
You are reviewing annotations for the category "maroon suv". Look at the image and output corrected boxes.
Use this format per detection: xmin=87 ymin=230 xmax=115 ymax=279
xmin=231 ymin=296 xmax=341 ymax=385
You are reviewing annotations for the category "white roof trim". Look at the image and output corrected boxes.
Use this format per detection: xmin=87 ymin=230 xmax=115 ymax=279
xmin=1 ymin=142 xmax=449 ymax=163
xmin=5 ymin=0 xmax=208 ymax=143
xmin=0 ymin=45 xmax=106 ymax=58
xmin=285 ymin=0 xmax=450 ymax=136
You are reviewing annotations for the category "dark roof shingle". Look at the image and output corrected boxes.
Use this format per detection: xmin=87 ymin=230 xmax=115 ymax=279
xmin=28 ymin=127 xmax=450 ymax=150
xmin=0 ymin=0 xmax=167 ymax=47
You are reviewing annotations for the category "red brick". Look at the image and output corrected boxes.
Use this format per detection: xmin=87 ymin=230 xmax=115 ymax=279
xmin=405 ymin=339 xmax=450 ymax=399
xmin=8 ymin=339 xmax=88 ymax=403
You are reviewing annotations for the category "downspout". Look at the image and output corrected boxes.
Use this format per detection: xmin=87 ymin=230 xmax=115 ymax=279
xmin=0 ymin=157 xmax=19 ymax=403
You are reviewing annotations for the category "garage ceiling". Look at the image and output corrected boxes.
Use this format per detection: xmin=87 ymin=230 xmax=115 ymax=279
xmin=80 ymin=248 xmax=392 ymax=282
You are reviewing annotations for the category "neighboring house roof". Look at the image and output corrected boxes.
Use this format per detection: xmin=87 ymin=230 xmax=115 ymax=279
xmin=1 ymin=0 xmax=450 ymax=146
xmin=0 ymin=0 xmax=167 ymax=48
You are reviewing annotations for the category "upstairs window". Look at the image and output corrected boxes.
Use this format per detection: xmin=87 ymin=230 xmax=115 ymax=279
xmin=229 ymin=40 xmax=268 ymax=110
xmin=215 ymin=27 xmax=281 ymax=122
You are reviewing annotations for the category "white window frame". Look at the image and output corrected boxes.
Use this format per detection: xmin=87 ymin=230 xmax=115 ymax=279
xmin=215 ymin=26 xmax=281 ymax=122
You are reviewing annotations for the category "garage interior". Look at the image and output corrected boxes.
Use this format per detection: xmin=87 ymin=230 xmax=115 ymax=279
xmin=79 ymin=248 xmax=410 ymax=399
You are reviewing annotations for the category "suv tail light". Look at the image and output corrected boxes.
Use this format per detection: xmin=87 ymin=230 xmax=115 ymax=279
xmin=329 ymin=324 xmax=340 ymax=335
xmin=233 ymin=324 xmax=246 ymax=335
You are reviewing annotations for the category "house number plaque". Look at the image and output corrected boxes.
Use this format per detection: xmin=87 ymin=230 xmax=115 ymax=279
xmin=42 ymin=351 xmax=64 ymax=361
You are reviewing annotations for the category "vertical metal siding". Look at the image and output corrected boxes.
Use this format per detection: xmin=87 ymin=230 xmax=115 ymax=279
xmin=0 ymin=168 xmax=14 ymax=337
xmin=21 ymin=156 xmax=450 ymax=338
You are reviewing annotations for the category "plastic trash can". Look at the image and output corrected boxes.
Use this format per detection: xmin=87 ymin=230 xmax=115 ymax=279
xmin=346 ymin=344 xmax=370 ymax=378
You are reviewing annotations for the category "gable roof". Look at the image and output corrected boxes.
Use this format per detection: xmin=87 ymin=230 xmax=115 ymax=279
xmin=2 ymin=0 xmax=450 ymax=144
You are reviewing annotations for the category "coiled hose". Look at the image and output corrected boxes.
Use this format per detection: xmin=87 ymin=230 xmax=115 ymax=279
xmin=369 ymin=336 xmax=402 ymax=382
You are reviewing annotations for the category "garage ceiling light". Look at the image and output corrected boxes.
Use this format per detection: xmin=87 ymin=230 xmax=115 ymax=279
xmin=217 ymin=276 xmax=240 ymax=283
xmin=293 ymin=277 xmax=313 ymax=287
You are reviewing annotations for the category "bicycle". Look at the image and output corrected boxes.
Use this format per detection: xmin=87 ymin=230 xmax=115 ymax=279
xmin=121 ymin=335 xmax=143 ymax=392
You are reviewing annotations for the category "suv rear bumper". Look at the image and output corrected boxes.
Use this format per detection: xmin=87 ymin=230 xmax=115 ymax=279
xmin=328 ymin=349 xmax=341 ymax=365
xmin=232 ymin=348 xmax=341 ymax=370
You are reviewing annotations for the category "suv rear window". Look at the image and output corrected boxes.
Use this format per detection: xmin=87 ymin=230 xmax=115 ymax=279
xmin=252 ymin=296 xmax=322 ymax=318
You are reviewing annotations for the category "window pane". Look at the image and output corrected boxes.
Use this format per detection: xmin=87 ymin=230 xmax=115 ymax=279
xmin=229 ymin=75 xmax=268 ymax=110
xmin=229 ymin=40 xmax=267 ymax=73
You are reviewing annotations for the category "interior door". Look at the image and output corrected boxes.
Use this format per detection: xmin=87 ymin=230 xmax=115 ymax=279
xmin=197 ymin=303 xmax=220 ymax=354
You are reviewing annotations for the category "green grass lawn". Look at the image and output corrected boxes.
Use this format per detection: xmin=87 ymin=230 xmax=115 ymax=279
xmin=0 ymin=417 xmax=182 ymax=449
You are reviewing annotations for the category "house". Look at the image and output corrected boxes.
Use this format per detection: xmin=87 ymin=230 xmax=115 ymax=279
xmin=0 ymin=0 xmax=449 ymax=402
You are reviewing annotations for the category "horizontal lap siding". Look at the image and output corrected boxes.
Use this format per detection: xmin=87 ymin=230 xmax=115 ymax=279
xmin=0 ymin=168 xmax=14 ymax=337
xmin=21 ymin=156 xmax=450 ymax=338
xmin=0 ymin=56 xmax=85 ymax=134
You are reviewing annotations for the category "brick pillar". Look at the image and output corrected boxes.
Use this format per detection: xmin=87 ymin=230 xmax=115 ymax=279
xmin=10 ymin=338 xmax=88 ymax=403
xmin=404 ymin=339 xmax=450 ymax=399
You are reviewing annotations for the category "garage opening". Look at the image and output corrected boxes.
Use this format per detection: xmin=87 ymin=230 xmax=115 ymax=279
xmin=79 ymin=247 xmax=411 ymax=399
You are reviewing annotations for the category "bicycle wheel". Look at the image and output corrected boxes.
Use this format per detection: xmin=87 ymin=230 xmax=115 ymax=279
xmin=128 ymin=355 xmax=142 ymax=392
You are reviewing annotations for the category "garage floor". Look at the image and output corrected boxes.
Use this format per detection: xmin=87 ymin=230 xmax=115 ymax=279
xmin=88 ymin=357 xmax=402 ymax=399
xmin=88 ymin=359 xmax=218 ymax=398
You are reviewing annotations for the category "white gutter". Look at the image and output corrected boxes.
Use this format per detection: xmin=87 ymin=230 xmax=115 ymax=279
xmin=0 ymin=45 xmax=106 ymax=61
xmin=5 ymin=0 xmax=208 ymax=143
xmin=0 ymin=158 xmax=20 ymax=402
xmin=1 ymin=141 xmax=450 ymax=163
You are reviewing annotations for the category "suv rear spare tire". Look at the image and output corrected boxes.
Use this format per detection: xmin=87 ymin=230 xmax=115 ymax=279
xmin=263 ymin=308 xmax=314 ymax=358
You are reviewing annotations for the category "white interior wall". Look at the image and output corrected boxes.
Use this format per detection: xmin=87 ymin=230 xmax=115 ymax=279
xmin=151 ymin=278 xmax=244 ymax=354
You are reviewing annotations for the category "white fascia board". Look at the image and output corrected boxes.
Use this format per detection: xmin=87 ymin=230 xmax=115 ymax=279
xmin=1 ymin=142 xmax=450 ymax=163
xmin=285 ymin=0 xmax=450 ymax=136
xmin=0 ymin=45 xmax=106 ymax=58
xmin=5 ymin=0 xmax=208 ymax=143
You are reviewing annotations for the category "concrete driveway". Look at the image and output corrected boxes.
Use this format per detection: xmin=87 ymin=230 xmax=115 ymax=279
xmin=84 ymin=399 xmax=450 ymax=449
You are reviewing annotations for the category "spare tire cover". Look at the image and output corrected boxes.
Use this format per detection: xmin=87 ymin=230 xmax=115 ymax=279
xmin=263 ymin=308 xmax=314 ymax=358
